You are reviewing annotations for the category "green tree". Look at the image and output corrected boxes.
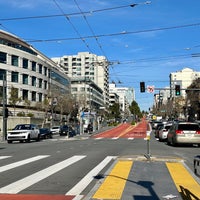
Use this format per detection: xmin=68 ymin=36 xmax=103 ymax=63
xmin=108 ymin=103 xmax=121 ymax=120
xmin=186 ymin=78 xmax=200 ymax=120
xmin=129 ymin=100 xmax=142 ymax=119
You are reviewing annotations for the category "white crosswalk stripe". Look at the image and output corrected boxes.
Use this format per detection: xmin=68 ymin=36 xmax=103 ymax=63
xmin=0 ymin=156 xmax=11 ymax=160
xmin=66 ymin=156 xmax=117 ymax=196
xmin=0 ymin=155 xmax=86 ymax=194
xmin=0 ymin=155 xmax=49 ymax=173
xmin=0 ymin=154 xmax=117 ymax=197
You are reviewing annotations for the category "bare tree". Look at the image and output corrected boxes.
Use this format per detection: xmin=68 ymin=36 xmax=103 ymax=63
xmin=8 ymin=86 xmax=22 ymax=115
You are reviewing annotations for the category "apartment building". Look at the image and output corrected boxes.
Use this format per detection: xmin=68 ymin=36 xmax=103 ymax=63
xmin=52 ymin=52 xmax=109 ymax=109
xmin=109 ymin=83 xmax=135 ymax=114
xmin=170 ymin=67 xmax=200 ymax=97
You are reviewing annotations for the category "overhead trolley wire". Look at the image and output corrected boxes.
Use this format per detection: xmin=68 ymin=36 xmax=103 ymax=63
xmin=26 ymin=22 xmax=200 ymax=43
xmin=0 ymin=3 xmax=140 ymax=21
xmin=52 ymin=0 xmax=92 ymax=52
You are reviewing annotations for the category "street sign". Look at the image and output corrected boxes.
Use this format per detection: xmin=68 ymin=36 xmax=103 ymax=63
xmin=147 ymin=85 xmax=155 ymax=93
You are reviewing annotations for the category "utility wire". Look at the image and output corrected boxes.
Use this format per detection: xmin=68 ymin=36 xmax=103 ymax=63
xmin=73 ymin=0 xmax=108 ymax=59
xmin=0 ymin=3 xmax=141 ymax=21
xmin=52 ymin=0 xmax=92 ymax=52
xmin=26 ymin=22 xmax=200 ymax=43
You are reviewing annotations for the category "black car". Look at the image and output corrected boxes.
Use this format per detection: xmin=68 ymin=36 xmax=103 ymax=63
xmin=59 ymin=125 xmax=69 ymax=136
xmin=39 ymin=128 xmax=52 ymax=139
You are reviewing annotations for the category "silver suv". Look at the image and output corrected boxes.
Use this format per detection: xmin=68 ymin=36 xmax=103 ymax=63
xmin=167 ymin=122 xmax=200 ymax=146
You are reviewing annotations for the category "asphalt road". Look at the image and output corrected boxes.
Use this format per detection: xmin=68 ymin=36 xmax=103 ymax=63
xmin=0 ymin=122 xmax=200 ymax=199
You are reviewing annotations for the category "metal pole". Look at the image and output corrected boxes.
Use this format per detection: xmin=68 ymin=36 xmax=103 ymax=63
xmin=2 ymin=74 xmax=7 ymax=141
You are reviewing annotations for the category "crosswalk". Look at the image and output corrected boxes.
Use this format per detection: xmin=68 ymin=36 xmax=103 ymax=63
xmin=0 ymin=154 xmax=117 ymax=199
xmin=1 ymin=154 xmax=200 ymax=200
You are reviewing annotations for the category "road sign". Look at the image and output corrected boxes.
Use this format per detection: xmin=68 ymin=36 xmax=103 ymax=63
xmin=147 ymin=85 xmax=155 ymax=93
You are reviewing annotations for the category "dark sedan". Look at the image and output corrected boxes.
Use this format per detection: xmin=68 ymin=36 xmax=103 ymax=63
xmin=39 ymin=128 xmax=52 ymax=139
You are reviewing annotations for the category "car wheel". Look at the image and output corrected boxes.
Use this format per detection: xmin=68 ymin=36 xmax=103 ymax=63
xmin=172 ymin=138 xmax=176 ymax=146
xmin=26 ymin=135 xmax=30 ymax=143
xmin=36 ymin=134 xmax=40 ymax=141
xmin=7 ymin=140 xmax=12 ymax=144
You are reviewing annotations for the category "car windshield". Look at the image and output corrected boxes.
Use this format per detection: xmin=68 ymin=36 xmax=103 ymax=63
xmin=178 ymin=124 xmax=200 ymax=130
xmin=14 ymin=124 xmax=31 ymax=130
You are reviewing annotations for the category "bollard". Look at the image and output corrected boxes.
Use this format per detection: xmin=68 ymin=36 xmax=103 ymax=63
xmin=144 ymin=130 xmax=151 ymax=160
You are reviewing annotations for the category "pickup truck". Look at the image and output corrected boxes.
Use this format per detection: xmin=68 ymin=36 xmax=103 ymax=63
xmin=7 ymin=124 xmax=40 ymax=143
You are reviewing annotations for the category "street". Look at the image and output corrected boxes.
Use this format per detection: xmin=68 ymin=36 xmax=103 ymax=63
xmin=0 ymin=121 xmax=200 ymax=199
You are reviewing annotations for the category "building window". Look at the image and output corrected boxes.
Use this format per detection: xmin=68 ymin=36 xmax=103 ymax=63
xmin=0 ymin=69 xmax=6 ymax=80
xmin=0 ymin=52 xmax=7 ymax=64
xmin=32 ymin=91 xmax=36 ymax=101
xmin=32 ymin=61 xmax=36 ymax=71
xmin=11 ymin=72 xmax=19 ymax=83
xmin=71 ymin=87 xmax=77 ymax=92
xmin=22 ymin=58 xmax=28 ymax=69
xmin=11 ymin=55 xmax=18 ymax=66
xmin=22 ymin=89 xmax=28 ymax=100
xmin=44 ymin=67 xmax=47 ymax=76
xmin=38 ymin=93 xmax=42 ymax=102
xmin=39 ymin=64 xmax=42 ymax=74
xmin=22 ymin=74 xmax=28 ymax=84
xmin=32 ymin=76 xmax=36 ymax=86
xmin=80 ymin=87 xmax=85 ymax=92
xmin=38 ymin=78 xmax=42 ymax=88
xmin=44 ymin=80 xmax=47 ymax=89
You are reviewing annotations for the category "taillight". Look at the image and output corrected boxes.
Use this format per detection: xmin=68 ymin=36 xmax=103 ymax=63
xmin=195 ymin=130 xmax=200 ymax=134
xmin=176 ymin=130 xmax=183 ymax=134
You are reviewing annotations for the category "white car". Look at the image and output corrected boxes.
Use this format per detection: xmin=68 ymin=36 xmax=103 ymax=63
xmin=7 ymin=124 xmax=40 ymax=143
xmin=158 ymin=123 xmax=172 ymax=142
xmin=50 ymin=126 xmax=60 ymax=134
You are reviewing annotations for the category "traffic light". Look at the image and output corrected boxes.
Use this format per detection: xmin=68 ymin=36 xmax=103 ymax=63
xmin=140 ymin=82 xmax=145 ymax=93
xmin=175 ymin=85 xmax=181 ymax=96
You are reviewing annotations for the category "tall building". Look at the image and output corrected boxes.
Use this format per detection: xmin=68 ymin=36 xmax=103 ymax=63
xmin=52 ymin=52 xmax=109 ymax=107
xmin=109 ymin=83 xmax=135 ymax=114
xmin=0 ymin=30 xmax=70 ymax=113
xmin=170 ymin=67 xmax=200 ymax=98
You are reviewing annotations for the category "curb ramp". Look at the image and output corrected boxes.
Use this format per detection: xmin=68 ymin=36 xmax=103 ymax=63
xmin=85 ymin=156 xmax=200 ymax=200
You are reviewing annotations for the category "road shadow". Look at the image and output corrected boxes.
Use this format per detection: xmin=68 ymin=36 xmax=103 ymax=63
xmin=180 ymin=185 xmax=200 ymax=200
xmin=94 ymin=174 xmax=160 ymax=200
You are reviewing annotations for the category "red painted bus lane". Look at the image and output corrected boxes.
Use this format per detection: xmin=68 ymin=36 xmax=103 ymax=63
xmin=0 ymin=194 xmax=75 ymax=200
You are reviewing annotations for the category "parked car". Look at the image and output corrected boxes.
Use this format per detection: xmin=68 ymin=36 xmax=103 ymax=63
xmin=59 ymin=125 xmax=69 ymax=136
xmin=39 ymin=128 xmax=52 ymax=139
xmin=167 ymin=122 xmax=200 ymax=146
xmin=7 ymin=124 xmax=40 ymax=143
xmin=158 ymin=123 xmax=172 ymax=142
xmin=154 ymin=123 xmax=164 ymax=138
xmin=50 ymin=126 xmax=60 ymax=134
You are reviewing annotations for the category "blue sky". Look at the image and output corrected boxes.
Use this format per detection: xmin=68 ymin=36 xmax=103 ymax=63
xmin=1 ymin=0 xmax=200 ymax=111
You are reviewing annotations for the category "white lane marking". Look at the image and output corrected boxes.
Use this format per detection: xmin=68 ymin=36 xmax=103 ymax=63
xmin=128 ymin=138 xmax=134 ymax=140
xmin=0 ymin=156 xmax=11 ymax=160
xmin=94 ymin=137 xmax=103 ymax=140
xmin=66 ymin=156 xmax=117 ymax=196
xmin=0 ymin=155 xmax=49 ymax=173
xmin=112 ymin=137 xmax=119 ymax=140
xmin=0 ymin=155 xmax=86 ymax=194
